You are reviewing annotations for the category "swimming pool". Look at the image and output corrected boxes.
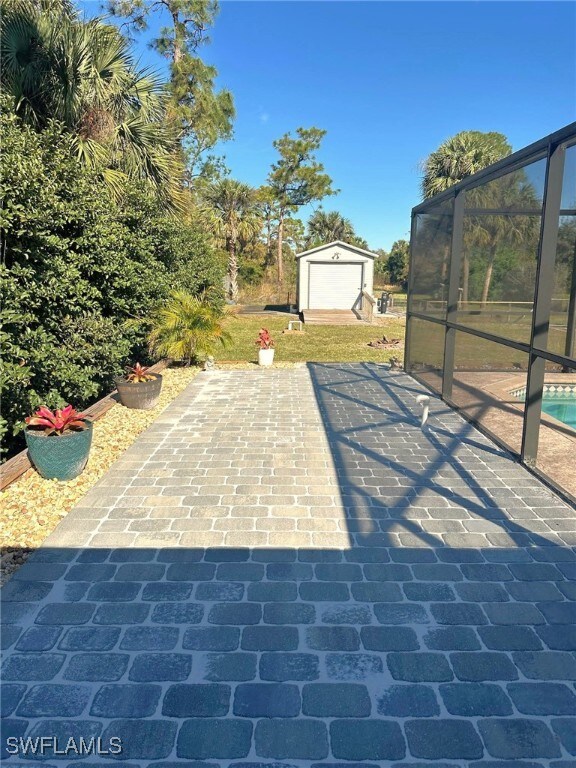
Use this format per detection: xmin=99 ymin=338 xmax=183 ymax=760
xmin=541 ymin=391 xmax=576 ymax=430
xmin=512 ymin=384 xmax=576 ymax=430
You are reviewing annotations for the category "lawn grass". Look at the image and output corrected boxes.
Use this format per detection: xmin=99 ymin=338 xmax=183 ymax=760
xmin=410 ymin=309 xmax=571 ymax=369
xmin=216 ymin=315 xmax=406 ymax=364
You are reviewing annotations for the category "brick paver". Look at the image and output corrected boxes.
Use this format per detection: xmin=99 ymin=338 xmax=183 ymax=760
xmin=1 ymin=363 xmax=575 ymax=765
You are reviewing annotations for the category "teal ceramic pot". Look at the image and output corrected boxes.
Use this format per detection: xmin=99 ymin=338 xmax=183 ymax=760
xmin=25 ymin=422 xmax=93 ymax=481
xmin=116 ymin=374 xmax=163 ymax=410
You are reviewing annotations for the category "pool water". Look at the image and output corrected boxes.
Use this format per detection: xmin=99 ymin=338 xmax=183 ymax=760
xmin=541 ymin=393 xmax=576 ymax=430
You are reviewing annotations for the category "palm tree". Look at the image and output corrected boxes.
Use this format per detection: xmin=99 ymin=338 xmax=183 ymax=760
xmin=420 ymin=131 xmax=512 ymax=300
xmin=203 ymin=179 xmax=261 ymax=302
xmin=148 ymin=290 xmax=230 ymax=365
xmin=421 ymin=131 xmax=512 ymax=199
xmin=306 ymin=210 xmax=355 ymax=247
xmin=1 ymin=0 xmax=183 ymax=206
xmin=465 ymin=171 xmax=541 ymax=306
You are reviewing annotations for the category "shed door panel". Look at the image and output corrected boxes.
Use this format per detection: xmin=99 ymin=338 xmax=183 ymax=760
xmin=308 ymin=263 xmax=363 ymax=309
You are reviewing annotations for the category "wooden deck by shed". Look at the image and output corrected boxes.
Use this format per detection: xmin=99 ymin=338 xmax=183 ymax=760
xmin=302 ymin=309 xmax=372 ymax=325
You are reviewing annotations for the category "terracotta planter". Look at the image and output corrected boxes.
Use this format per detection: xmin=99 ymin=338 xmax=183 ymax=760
xmin=258 ymin=348 xmax=275 ymax=367
xmin=116 ymin=374 xmax=163 ymax=410
xmin=25 ymin=422 xmax=93 ymax=481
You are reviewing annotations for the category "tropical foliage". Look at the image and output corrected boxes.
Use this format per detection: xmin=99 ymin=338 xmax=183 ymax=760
xmin=463 ymin=165 xmax=542 ymax=305
xmin=1 ymin=0 xmax=184 ymax=206
xmin=106 ymin=0 xmax=235 ymax=182
xmin=386 ymin=239 xmax=410 ymax=287
xmin=0 ymin=107 xmax=224 ymax=458
xmin=419 ymin=130 xmax=516 ymax=304
xmin=148 ymin=290 xmax=231 ymax=365
xmin=125 ymin=363 xmax=156 ymax=383
xmin=420 ymin=131 xmax=512 ymax=199
xmin=202 ymin=179 xmax=261 ymax=301
xmin=255 ymin=328 xmax=274 ymax=349
xmin=26 ymin=405 xmax=88 ymax=436
xmin=305 ymin=210 xmax=368 ymax=250
xmin=420 ymin=141 xmax=541 ymax=307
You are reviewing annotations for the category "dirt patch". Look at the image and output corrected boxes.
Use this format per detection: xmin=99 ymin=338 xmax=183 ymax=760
xmin=367 ymin=335 xmax=403 ymax=349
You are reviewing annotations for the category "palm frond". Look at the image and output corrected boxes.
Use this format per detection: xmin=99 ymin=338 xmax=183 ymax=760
xmin=1 ymin=0 xmax=184 ymax=210
xmin=148 ymin=290 xmax=229 ymax=364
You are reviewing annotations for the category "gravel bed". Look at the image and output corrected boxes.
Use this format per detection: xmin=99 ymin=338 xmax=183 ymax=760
xmin=0 ymin=366 xmax=200 ymax=583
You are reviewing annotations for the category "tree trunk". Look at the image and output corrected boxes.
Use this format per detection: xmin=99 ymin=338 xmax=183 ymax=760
xmin=480 ymin=243 xmax=498 ymax=308
xmin=228 ymin=239 xmax=239 ymax=302
xmin=265 ymin=217 xmax=273 ymax=266
xmin=440 ymin=244 xmax=449 ymax=282
xmin=277 ymin=215 xmax=284 ymax=284
xmin=462 ymin=255 xmax=469 ymax=303
xmin=171 ymin=9 xmax=183 ymax=64
xmin=440 ymin=245 xmax=449 ymax=305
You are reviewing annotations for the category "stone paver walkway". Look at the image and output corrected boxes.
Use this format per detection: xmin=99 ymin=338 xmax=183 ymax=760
xmin=1 ymin=364 xmax=575 ymax=766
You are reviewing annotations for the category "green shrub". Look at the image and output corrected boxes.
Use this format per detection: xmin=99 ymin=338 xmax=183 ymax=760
xmin=0 ymin=108 xmax=224 ymax=458
xmin=148 ymin=290 xmax=230 ymax=365
xmin=387 ymin=240 xmax=410 ymax=287
xmin=239 ymin=261 xmax=265 ymax=285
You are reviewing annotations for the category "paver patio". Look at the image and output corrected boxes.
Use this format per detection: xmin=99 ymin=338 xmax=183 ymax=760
xmin=1 ymin=363 xmax=575 ymax=766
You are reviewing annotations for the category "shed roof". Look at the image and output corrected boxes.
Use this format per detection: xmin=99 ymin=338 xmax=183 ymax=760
xmin=295 ymin=240 xmax=379 ymax=260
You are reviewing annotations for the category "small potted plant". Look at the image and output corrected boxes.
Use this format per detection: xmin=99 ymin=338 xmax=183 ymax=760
xmin=256 ymin=328 xmax=275 ymax=366
xmin=116 ymin=363 xmax=163 ymax=410
xmin=25 ymin=405 xmax=93 ymax=481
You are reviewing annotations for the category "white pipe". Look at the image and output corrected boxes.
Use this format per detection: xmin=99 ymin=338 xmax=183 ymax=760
xmin=416 ymin=395 xmax=430 ymax=428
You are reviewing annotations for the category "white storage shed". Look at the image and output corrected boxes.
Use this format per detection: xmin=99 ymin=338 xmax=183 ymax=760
xmin=296 ymin=241 xmax=378 ymax=312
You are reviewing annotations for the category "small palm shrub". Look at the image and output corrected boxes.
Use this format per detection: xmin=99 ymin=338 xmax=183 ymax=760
xmin=148 ymin=291 xmax=230 ymax=366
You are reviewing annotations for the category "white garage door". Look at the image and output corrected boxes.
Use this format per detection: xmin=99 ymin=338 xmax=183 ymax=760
xmin=308 ymin=262 xmax=363 ymax=309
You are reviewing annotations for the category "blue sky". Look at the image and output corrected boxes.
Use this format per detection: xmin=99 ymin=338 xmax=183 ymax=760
xmin=82 ymin=1 xmax=575 ymax=250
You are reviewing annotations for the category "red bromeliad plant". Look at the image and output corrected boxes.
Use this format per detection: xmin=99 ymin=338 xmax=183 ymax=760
xmin=25 ymin=405 xmax=89 ymax=436
xmin=255 ymin=328 xmax=274 ymax=349
xmin=125 ymin=363 xmax=156 ymax=383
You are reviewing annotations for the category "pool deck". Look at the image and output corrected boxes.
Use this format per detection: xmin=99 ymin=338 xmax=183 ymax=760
xmin=1 ymin=363 xmax=575 ymax=765
xmin=449 ymin=371 xmax=576 ymax=498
